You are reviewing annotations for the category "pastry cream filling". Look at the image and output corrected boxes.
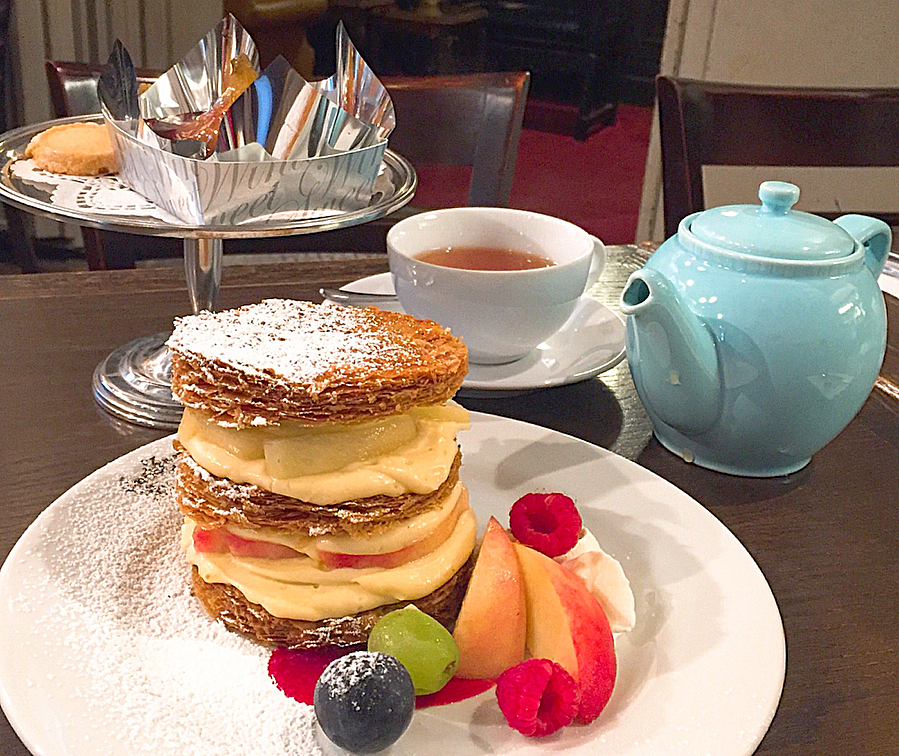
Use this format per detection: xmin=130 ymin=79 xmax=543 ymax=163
xmin=177 ymin=402 xmax=469 ymax=505
xmin=182 ymin=488 xmax=477 ymax=621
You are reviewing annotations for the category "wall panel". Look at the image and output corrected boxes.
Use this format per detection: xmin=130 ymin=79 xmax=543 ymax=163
xmin=12 ymin=0 xmax=221 ymax=126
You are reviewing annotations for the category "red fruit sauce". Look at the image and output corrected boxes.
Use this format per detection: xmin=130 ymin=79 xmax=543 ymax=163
xmin=268 ymin=646 xmax=494 ymax=709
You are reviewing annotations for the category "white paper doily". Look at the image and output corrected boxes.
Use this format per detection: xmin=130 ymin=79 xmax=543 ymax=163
xmin=11 ymin=159 xmax=185 ymax=224
xmin=9 ymin=158 xmax=378 ymax=228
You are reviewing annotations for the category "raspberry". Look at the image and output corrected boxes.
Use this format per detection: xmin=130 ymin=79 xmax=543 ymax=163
xmin=495 ymin=658 xmax=579 ymax=737
xmin=509 ymin=493 xmax=582 ymax=557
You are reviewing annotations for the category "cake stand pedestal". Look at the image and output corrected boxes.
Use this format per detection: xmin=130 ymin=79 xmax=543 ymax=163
xmin=91 ymin=237 xmax=224 ymax=428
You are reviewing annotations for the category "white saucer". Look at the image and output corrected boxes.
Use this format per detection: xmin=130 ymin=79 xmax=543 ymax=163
xmin=331 ymin=273 xmax=627 ymax=395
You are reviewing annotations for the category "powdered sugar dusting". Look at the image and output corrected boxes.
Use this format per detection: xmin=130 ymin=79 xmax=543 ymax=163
xmin=3 ymin=439 xmax=322 ymax=756
xmin=318 ymin=651 xmax=395 ymax=699
xmin=166 ymin=299 xmax=434 ymax=385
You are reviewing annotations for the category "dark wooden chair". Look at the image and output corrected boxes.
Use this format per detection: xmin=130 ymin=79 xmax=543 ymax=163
xmin=384 ymin=70 xmax=529 ymax=208
xmin=45 ymin=61 xmax=530 ymax=269
xmin=45 ymin=60 xmax=180 ymax=270
xmin=656 ymin=74 xmax=899 ymax=239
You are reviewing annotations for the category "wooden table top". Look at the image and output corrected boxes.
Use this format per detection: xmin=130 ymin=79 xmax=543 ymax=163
xmin=1 ymin=247 xmax=897 ymax=755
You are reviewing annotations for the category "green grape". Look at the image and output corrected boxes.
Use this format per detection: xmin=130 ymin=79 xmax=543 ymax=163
xmin=368 ymin=605 xmax=459 ymax=695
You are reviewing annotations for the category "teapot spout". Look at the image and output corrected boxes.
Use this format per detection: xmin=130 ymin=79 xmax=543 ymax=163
xmin=620 ymin=268 xmax=722 ymax=434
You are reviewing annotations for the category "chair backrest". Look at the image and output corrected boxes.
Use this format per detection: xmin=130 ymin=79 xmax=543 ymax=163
xmin=45 ymin=61 xmax=170 ymax=270
xmin=656 ymin=74 xmax=899 ymax=238
xmin=381 ymin=71 xmax=529 ymax=207
xmin=46 ymin=60 xmax=161 ymax=119
xmin=383 ymin=72 xmax=530 ymax=206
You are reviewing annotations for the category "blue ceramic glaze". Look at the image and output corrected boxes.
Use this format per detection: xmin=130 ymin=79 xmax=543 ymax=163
xmin=621 ymin=182 xmax=890 ymax=476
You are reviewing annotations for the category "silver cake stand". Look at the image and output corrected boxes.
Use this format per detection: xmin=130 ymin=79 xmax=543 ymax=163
xmin=0 ymin=115 xmax=417 ymax=430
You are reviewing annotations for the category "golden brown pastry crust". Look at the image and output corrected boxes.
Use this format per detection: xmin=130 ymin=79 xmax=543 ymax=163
xmin=166 ymin=299 xmax=468 ymax=428
xmin=190 ymin=553 xmax=473 ymax=648
xmin=170 ymin=298 xmax=473 ymax=647
xmin=175 ymin=443 xmax=463 ymax=538
xmin=25 ymin=122 xmax=117 ymax=176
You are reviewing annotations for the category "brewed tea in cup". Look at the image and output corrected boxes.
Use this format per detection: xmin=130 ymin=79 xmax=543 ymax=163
xmin=387 ymin=207 xmax=599 ymax=364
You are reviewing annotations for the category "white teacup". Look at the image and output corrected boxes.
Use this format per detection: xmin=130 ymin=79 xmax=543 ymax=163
xmin=387 ymin=207 xmax=599 ymax=364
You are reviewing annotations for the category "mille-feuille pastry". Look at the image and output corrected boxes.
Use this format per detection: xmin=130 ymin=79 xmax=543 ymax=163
xmin=166 ymin=299 xmax=475 ymax=648
xmin=25 ymin=122 xmax=117 ymax=176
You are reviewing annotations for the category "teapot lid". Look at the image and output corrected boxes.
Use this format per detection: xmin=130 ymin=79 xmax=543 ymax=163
xmin=686 ymin=181 xmax=856 ymax=260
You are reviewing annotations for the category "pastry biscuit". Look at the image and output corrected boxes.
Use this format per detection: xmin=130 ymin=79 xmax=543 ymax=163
xmin=25 ymin=122 xmax=117 ymax=176
xmin=166 ymin=299 xmax=469 ymax=428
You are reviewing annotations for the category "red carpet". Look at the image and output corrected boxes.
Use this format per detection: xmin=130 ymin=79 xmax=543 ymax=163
xmin=412 ymin=104 xmax=653 ymax=245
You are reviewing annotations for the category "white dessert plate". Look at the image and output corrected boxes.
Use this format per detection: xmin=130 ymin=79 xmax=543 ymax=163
xmin=327 ymin=273 xmax=626 ymax=395
xmin=0 ymin=413 xmax=785 ymax=756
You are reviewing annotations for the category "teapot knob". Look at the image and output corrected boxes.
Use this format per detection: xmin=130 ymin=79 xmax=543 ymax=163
xmin=759 ymin=181 xmax=800 ymax=215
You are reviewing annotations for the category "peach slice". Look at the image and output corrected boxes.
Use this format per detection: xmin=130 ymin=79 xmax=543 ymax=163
xmin=193 ymin=519 xmax=458 ymax=568
xmin=191 ymin=489 xmax=467 ymax=568
xmin=193 ymin=528 xmax=300 ymax=559
xmin=318 ymin=505 xmax=461 ymax=569
xmin=513 ymin=542 xmax=617 ymax=723
xmin=453 ymin=517 xmax=527 ymax=679
xmin=319 ymin=492 xmax=467 ymax=569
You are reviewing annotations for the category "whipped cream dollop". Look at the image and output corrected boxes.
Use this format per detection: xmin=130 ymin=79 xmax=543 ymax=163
xmin=557 ymin=529 xmax=636 ymax=633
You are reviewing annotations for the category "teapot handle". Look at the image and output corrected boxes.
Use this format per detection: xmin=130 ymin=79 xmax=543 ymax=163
xmin=834 ymin=215 xmax=892 ymax=278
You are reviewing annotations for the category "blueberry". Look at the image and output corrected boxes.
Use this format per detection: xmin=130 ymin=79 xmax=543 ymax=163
xmin=314 ymin=650 xmax=415 ymax=754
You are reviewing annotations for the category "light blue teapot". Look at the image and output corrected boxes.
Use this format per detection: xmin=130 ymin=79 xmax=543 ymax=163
xmin=621 ymin=181 xmax=890 ymax=476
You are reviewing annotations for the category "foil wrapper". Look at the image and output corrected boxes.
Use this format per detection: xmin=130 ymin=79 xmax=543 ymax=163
xmin=98 ymin=15 xmax=395 ymax=226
